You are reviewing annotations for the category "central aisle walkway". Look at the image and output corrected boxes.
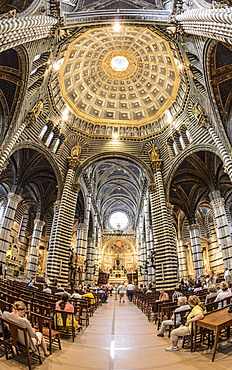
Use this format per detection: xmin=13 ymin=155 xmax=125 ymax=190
xmin=1 ymin=296 xmax=231 ymax=369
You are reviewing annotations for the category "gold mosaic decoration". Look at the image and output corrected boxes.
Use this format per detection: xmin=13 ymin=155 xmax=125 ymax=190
xmin=58 ymin=26 xmax=180 ymax=125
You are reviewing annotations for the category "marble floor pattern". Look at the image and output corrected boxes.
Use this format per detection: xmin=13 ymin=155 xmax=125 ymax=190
xmin=0 ymin=296 xmax=232 ymax=370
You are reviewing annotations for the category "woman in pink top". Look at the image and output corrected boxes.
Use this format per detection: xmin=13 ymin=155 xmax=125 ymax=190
xmin=54 ymin=293 xmax=81 ymax=330
xmin=55 ymin=293 xmax=74 ymax=312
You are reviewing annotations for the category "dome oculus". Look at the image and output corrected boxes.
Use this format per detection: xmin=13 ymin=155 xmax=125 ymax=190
xmin=110 ymin=56 xmax=129 ymax=71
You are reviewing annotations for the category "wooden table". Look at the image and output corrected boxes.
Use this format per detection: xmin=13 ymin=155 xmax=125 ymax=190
xmin=193 ymin=307 xmax=232 ymax=361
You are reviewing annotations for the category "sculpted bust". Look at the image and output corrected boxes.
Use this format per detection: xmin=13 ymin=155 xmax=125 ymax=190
xmin=71 ymin=145 xmax=81 ymax=158
xmin=148 ymin=145 xmax=160 ymax=162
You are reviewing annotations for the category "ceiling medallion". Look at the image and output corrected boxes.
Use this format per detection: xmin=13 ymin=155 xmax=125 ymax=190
xmin=102 ymin=50 xmax=137 ymax=79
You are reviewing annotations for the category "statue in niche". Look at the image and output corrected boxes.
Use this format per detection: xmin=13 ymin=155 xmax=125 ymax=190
xmin=30 ymin=99 xmax=45 ymax=119
xmin=189 ymin=101 xmax=208 ymax=126
xmin=148 ymin=145 xmax=160 ymax=162
xmin=115 ymin=255 xmax=121 ymax=268
xmin=71 ymin=144 xmax=81 ymax=159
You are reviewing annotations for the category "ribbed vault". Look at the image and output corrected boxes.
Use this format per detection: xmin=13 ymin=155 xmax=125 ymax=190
xmin=82 ymin=157 xmax=148 ymax=232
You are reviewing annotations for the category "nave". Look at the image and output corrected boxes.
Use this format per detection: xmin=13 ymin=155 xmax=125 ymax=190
xmin=1 ymin=296 xmax=231 ymax=370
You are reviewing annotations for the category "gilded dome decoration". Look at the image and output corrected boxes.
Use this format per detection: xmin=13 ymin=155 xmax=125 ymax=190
xmin=58 ymin=26 xmax=181 ymax=126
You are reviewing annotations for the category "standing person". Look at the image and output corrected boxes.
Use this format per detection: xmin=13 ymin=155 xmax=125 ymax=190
xmin=4 ymin=265 xmax=7 ymax=279
xmin=108 ymin=284 xmax=113 ymax=296
xmin=0 ymin=263 xmax=3 ymax=277
xmin=118 ymin=282 xmax=126 ymax=303
xmin=165 ymin=295 xmax=205 ymax=351
xmin=126 ymin=282 xmax=135 ymax=302
xmin=69 ymin=279 xmax=75 ymax=291
xmin=224 ymin=268 xmax=231 ymax=283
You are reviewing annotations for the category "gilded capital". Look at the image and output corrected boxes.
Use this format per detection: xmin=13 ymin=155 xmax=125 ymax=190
xmin=72 ymin=183 xmax=81 ymax=192
xmin=67 ymin=156 xmax=80 ymax=170
xmin=151 ymin=160 xmax=162 ymax=171
xmin=148 ymin=183 xmax=157 ymax=193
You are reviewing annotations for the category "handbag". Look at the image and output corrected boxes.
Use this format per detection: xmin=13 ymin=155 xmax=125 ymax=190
xmin=181 ymin=316 xmax=187 ymax=325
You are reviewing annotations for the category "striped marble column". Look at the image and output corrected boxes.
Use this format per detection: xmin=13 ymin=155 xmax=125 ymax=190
xmin=176 ymin=239 xmax=188 ymax=279
xmin=208 ymin=126 xmax=232 ymax=183
xmin=27 ymin=219 xmax=45 ymax=278
xmin=147 ymin=226 xmax=155 ymax=284
xmin=76 ymin=194 xmax=91 ymax=260
xmin=85 ymin=237 xmax=95 ymax=284
xmin=0 ymin=114 xmax=34 ymax=174
xmin=187 ymin=223 xmax=204 ymax=278
xmin=0 ymin=192 xmax=22 ymax=266
xmin=138 ymin=214 xmax=147 ymax=285
xmin=210 ymin=190 xmax=232 ymax=270
xmin=46 ymin=200 xmax=60 ymax=273
xmin=94 ymin=226 xmax=101 ymax=282
xmin=149 ymin=161 xmax=178 ymax=289
xmin=46 ymin=161 xmax=80 ymax=285
xmin=76 ymin=223 xmax=88 ymax=258
xmin=144 ymin=194 xmax=155 ymax=284
xmin=18 ymin=210 xmax=30 ymax=268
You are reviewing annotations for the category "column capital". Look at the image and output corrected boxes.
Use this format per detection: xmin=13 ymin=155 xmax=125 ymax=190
xmin=77 ymin=223 xmax=88 ymax=231
xmin=151 ymin=160 xmax=162 ymax=171
xmin=33 ymin=219 xmax=45 ymax=228
xmin=8 ymin=192 xmax=22 ymax=203
xmin=187 ymin=223 xmax=200 ymax=232
xmin=67 ymin=156 xmax=80 ymax=170
xmin=148 ymin=183 xmax=157 ymax=193
xmin=72 ymin=183 xmax=81 ymax=192
xmin=209 ymin=190 xmax=225 ymax=207
xmin=54 ymin=200 xmax=61 ymax=211
xmin=166 ymin=202 xmax=174 ymax=214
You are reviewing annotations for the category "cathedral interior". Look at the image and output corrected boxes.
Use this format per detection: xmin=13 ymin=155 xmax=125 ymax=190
xmin=0 ymin=0 xmax=232 ymax=291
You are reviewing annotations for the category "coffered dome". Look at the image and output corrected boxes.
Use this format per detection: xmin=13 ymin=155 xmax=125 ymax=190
xmin=58 ymin=26 xmax=181 ymax=126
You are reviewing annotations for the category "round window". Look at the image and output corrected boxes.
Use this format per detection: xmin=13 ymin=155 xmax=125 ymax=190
xmin=109 ymin=211 xmax=129 ymax=230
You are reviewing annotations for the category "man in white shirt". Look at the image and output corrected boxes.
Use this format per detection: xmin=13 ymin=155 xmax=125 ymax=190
xmin=126 ymin=283 xmax=135 ymax=302
xmin=224 ymin=268 xmax=231 ymax=283
xmin=117 ymin=283 xmax=127 ymax=303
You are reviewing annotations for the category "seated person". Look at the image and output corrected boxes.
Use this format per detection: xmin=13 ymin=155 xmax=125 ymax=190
xmin=3 ymin=301 xmax=49 ymax=356
xmin=54 ymin=293 xmax=80 ymax=330
xmin=55 ymin=286 xmax=70 ymax=297
xmin=214 ymin=281 xmax=232 ymax=308
xmin=27 ymin=277 xmax=38 ymax=289
xmin=70 ymin=289 xmax=83 ymax=299
xmin=55 ymin=293 xmax=75 ymax=313
xmin=156 ymin=289 xmax=169 ymax=302
xmin=42 ymin=283 xmax=52 ymax=295
xmin=165 ymin=295 xmax=205 ymax=351
xmin=52 ymin=277 xmax=58 ymax=286
xmin=157 ymin=296 xmax=190 ymax=337
xmin=193 ymin=283 xmax=202 ymax=292
xmin=83 ymin=289 xmax=95 ymax=305
xmin=172 ymin=287 xmax=183 ymax=303
xmin=98 ymin=287 xmax=108 ymax=303
xmin=205 ymin=285 xmax=217 ymax=304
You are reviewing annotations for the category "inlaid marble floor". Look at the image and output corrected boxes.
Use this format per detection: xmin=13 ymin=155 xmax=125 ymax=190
xmin=0 ymin=296 xmax=231 ymax=370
